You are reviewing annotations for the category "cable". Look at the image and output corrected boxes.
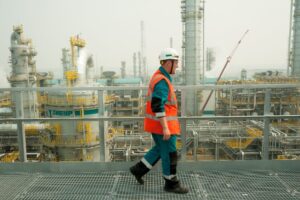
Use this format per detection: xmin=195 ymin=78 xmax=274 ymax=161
xmin=200 ymin=30 xmax=249 ymax=115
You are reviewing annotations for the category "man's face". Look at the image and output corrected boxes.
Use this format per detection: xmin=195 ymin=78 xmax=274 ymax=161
xmin=167 ymin=60 xmax=179 ymax=75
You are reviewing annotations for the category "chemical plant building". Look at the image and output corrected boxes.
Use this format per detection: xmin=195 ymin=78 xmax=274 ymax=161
xmin=0 ymin=0 xmax=299 ymax=199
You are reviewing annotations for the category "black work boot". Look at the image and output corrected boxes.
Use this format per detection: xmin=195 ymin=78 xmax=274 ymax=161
xmin=164 ymin=177 xmax=189 ymax=194
xmin=130 ymin=161 xmax=150 ymax=185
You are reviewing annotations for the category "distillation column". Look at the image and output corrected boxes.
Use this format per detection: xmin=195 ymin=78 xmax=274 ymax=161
xmin=8 ymin=25 xmax=38 ymax=118
xmin=289 ymin=0 xmax=300 ymax=77
xmin=181 ymin=0 xmax=204 ymax=115
xmin=61 ymin=48 xmax=71 ymax=82
xmin=45 ymin=36 xmax=100 ymax=161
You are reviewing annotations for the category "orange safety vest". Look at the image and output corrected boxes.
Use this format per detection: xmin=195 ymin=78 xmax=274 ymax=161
xmin=144 ymin=70 xmax=180 ymax=135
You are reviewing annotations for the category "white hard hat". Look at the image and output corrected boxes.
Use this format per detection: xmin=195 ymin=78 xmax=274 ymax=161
xmin=159 ymin=48 xmax=179 ymax=61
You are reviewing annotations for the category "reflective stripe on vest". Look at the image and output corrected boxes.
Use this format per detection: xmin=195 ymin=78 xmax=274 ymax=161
xmin=145 ymin=95 xmax=177 ymax=105
xmin=145 ymin=114 xmax=178 ymax=121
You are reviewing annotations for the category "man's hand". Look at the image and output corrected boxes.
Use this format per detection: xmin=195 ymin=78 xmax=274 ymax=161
xmin=163 ymin=127 xmax=171 ymax=140
xmin=158 ymin=116 xmax=170 ymax=140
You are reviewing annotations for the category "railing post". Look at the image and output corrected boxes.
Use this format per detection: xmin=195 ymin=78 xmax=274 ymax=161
xmin=215 ymin=138 xmax=219 ymax=161
xmin=180 ymin=89 xmax=187 ymax=161
xmin=262 ymin=89 xmax=271 ymax=160
xmin=15 ymin=91 xmax=27 ymax=162
xmin=193 ymin=130 xmax=198 ymax=161
xmin=180 ymin=117 xmax=187 ymax=161
xmin=180 ymin=89 xmax=186 ymax=117
xmin=98 ymin=90 xmax=108 ymax=162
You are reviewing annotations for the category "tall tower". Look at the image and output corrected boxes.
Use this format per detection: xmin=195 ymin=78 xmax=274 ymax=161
xmin=121 ymin=61 xmax=126 ymax=78
xmin=288 ymin=0 xmax=300 ymax=77
xmin=133 ymin=53 xmax=137 ymax=78
xmin=61 ymin=48 xmax=71 ymax=81
xmin=8 ymin=25 xmax=39 ymax=118
xmin=181 ymin=0 xmax=204 ymax=115
xmin=206 ymin=48 xmax=215 ymax=71
xmin=44 ymin=35 xmax=101 ymax=161
xmin=170 ymin=37 xmax=173 ymax=48
xmin=138 ymin=51 xmax=142 ymax=78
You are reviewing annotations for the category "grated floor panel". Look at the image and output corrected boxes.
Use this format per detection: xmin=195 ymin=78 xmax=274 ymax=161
xmin=0 ymin=169 xmax=299 ymax=200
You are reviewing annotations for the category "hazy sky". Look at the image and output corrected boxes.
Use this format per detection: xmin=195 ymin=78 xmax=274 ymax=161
xmin=0 ymin=0 xmax=291 ymax=85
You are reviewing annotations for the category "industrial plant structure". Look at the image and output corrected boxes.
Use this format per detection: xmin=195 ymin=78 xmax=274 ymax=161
xmin=0 ymin=1 xmax=299 ymax=163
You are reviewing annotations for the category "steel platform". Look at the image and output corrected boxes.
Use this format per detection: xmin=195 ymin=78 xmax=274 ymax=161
xmin=0 ymin=161 xmax=299 ymax=200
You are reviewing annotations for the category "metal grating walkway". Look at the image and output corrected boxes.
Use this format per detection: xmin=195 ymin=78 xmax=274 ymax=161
xmin=0 ymin=161 xmax=299 ymax=200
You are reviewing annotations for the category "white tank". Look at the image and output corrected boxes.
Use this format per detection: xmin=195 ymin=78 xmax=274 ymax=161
xmin=45 ymin=90 xmax=100 ymax=161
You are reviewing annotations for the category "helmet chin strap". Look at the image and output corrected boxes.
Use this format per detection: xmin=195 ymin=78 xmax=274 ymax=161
xmin=170 ymin=60 xmax=174 ymax=74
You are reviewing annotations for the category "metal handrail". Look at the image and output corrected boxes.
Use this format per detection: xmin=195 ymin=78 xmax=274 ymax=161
xmin=1 ymin=84 xmax=299 ymax=162
xmin=0 ymin=83 xmax=299 ymax=92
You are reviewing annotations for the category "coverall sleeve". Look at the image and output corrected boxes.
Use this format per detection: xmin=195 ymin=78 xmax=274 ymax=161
xmin=151 ymin=79 xmax=169 ymax=117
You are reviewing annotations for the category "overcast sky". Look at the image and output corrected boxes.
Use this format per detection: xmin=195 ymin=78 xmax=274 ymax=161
xmin=0 ymin=0 xmax=291 ymax=85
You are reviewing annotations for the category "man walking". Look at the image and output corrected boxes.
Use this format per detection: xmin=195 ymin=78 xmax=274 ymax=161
xmin=130 ymin=48 xmax=188 ymax=194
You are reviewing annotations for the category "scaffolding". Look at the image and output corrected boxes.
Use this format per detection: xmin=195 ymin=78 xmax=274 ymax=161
xmin=111 ymin=90 xmax=144 ymax=133
xmin=216 ymin=77 xmax=300 ymax=116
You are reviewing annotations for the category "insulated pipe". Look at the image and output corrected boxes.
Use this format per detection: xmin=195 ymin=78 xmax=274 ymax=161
xmin=0 ymin=108 xmax=13 ymax=115
xmin=0 ymin=123 xmax=50 ymax=132
xmin=77 ymin=49 xmax=94 ymax=85
xmin=112 ymin=136 xmax=143 ymax=143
